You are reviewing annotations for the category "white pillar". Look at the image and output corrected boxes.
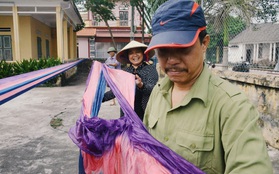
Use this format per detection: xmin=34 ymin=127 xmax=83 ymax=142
xmin=12 ymin=5 xmax=20 ymax=61
xmin=222 ymin=47 xmax=228 ymax=70
xmin=254 ymin=44 xmax=259 ymax=62
xmin=63 ymin=19 xmax=68 ymax=61
xmin=56 ymin=6 xmax=64 ymax=62
xmin=273 ymin=43 xmax=276 ymax=62
xmin=269 ymin=43 xmax=273 ymax=61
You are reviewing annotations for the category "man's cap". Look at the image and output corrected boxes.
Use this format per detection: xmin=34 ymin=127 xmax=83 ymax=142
xmin=107 ymin=47 xmax=117 ymax=53
xmin=145 ymin=0 xmax=206 ymax=56
xmin=116 ymin=40 xmax=155 ymax=64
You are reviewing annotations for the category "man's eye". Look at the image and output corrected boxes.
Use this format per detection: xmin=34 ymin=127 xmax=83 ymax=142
xmin=157 ymin=49 xmax=168 ymax=57
xmin=158 ymin=48 xmax=167 ymax=54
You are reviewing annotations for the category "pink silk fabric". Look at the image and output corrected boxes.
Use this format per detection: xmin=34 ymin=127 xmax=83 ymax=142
xmin=69 ymin=61 xmax=205 ymax=174
xmin=82 ymin=61 xmax=135 ymax=118
xmin=82 ymin=133 xmax=171 ymax=174
xmin=80 ymin=62 xmax=171 ymax=173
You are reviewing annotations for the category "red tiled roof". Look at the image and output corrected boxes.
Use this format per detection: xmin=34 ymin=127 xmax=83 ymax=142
xmin=77 ymin=27 xmax=152 ymax=42
xmin=96 ymin=31 xmax=150 ymax=38
xmin=96 ymin=28 xmax=151 ymax=38
xmin=77 ymin=28 xmax=96 ymax=36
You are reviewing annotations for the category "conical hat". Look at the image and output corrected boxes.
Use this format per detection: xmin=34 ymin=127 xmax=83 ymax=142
xmin=116 ymin=40 xmax=155 ymax=64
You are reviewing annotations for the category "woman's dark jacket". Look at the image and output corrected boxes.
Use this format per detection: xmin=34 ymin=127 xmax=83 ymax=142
xmin=102 ymin=62 xmax=158 ymax=120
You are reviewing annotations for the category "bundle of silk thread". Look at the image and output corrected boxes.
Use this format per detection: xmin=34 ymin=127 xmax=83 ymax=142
xmin=69 ymin=61 xmax=205 ymax=174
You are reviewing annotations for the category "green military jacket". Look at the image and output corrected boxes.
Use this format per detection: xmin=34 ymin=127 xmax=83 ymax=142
xmin=143 ymin=66 xmax=273 ymax=174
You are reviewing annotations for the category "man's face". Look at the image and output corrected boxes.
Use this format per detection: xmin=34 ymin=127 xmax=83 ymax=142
xmin=109 ymin=51 xmax=116 ymax=57
xmin=156 ymin=35 xmax=210 ymax=86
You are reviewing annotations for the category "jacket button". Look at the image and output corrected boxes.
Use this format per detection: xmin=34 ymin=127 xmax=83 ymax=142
xmin=190 ymin=143 xmax=196 ymax=149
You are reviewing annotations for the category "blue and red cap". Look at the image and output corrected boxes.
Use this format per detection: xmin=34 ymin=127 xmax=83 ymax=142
xmin=145 ymin=0 xmax=206 ymax=57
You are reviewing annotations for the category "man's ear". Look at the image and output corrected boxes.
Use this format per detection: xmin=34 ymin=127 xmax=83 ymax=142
xmin=202 ymin=35 xmax=210 ymax=52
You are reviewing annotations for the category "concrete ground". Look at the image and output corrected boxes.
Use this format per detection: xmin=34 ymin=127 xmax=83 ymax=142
xmin=0 ymin=70 xmax=278 ymax=174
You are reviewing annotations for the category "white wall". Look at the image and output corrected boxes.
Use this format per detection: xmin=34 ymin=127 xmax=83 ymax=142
xmin=261 ymin=43 xmax=270 ymax=60
xmin=228 ymin=43 xmax=244 ymax=63
xmin=78 ymin=38 xmax=88 ymax=58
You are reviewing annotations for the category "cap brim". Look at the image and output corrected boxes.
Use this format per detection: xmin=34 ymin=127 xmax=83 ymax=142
xmin=145 ymin=27 xmax=205 ymax=56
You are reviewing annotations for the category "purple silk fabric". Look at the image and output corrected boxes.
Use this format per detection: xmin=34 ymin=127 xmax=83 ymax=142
xmin=69 ymin=62 xmax=205 ymax=174
xmin=0 ymin=59 xmax=84 ymax=105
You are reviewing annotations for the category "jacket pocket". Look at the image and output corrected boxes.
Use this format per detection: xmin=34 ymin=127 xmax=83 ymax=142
xmin=176 ymin=131 xmax=214 ymax=153
xmin=176 ymin=131 xmax=214 ymax=170
xmin=148 ymin=115 xmax=159 ymax=129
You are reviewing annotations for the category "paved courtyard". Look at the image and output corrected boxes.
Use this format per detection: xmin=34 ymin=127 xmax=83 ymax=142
xmin=0 ymin=70 xmax=278 ymax=174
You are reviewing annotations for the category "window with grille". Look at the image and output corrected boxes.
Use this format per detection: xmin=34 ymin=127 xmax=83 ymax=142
xmin=0 ymin=35 xmax=12 ymax=61
xmin=46 ymin=39 xmax=50 ymax=58
xmin=37 ymin=37 xmax=42 ymax=59
xmin=119 ymin=11 xmax=128 ymax=26
xmin=89 ymin=38 xmax=96 ymax=58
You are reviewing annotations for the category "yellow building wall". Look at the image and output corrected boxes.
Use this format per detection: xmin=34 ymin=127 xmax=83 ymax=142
xmin=18 ymin=17 xmax=32 ymax=60
xmin=69 ymin=28 xmax=78 ymax=60
xmin=73 ymin=32 xmax=77 ymax=58
xmin=30 ymin=17 xmax=52 ymax=59
xmin=0 ymin=16 xmax=15 ymax=61
xmin=51 ymin=28 xmax=58 ymax=58
xmin=72 ymin=32 xmax=77 ymax=59
xmin=0 ymin=15 xmax=78 ymax=61
xmin=0 ymin=15 xmax=54 ymax=61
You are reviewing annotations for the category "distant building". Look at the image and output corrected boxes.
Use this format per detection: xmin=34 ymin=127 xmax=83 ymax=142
xmin=228 ymin=23 xmax=279 ymax=64
xmin=77 ymin=1 xmax=151 ymax=59
xmin=0 ymin=0 xmax=83 ymax=62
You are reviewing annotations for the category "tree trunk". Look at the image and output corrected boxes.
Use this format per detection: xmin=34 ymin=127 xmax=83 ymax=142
xmin=104 ymin=20 xmax=116 ymax=49
xmin=141 ymin=2 xmax=144 ymax=43
xmin=134 ymin=2 xmax=151 ymax=32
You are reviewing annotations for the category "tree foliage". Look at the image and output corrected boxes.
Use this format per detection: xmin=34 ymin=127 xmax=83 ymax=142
xmin=206 ymin=16 xmax=246 ymax=62
xmin=74 ymin=0 xmax=117 ymax=48
xmin=84 ymin=0 xmax=116 ymax=21
xmin=255 ymin=0 xmax=279 ymax=23
xmin=117 ymin=0 xmax=154 ymax=34
xmin=73 ymin=0 xmax=278 ymax=50
xmin=146 ymin=0 xmax=168 ymax=15
xmin=145 ymin=0 xmax=278 ymax=36
xmin=130 ymin=0 xmax=152 ymax=32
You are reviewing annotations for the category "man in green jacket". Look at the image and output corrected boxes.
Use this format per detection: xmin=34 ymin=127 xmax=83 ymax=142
xmin=143 ymin=0 xmax=273 ymax=173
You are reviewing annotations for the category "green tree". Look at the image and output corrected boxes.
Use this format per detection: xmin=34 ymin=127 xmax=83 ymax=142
xmin=75 ymin=0 xmax=117 ymax=48
xmin=255 ymin=0 xmax=279 ymax=23
xmin=205 ymin=0 xmax=256 ymax=47
xmin=203 ymin=0 xmax=278 ymax=63
xmin=206 ymin=16 xmax=246 ymax=63
xmin=118 ymin=0 xmax=153 ymax=36
xmin=145 ymin=0 xmax=167 ymax=33
xmin=130 ymin=0 xmax=152 ymax=34
xmin=146 ymin=0 xmax=168 ymax=15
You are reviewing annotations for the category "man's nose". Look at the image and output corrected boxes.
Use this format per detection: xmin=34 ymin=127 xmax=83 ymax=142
xmin=167 ymin=55 xmax=180 ymax=63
